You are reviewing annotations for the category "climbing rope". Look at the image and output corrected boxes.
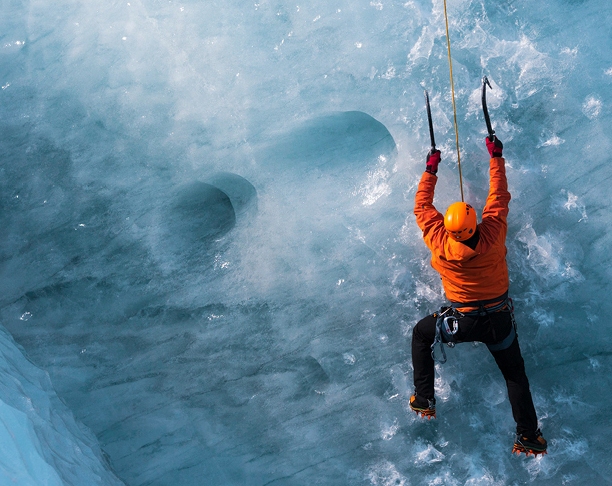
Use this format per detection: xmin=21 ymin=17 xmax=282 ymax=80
xmin=443 ymin=0 xmax=464 ymax=202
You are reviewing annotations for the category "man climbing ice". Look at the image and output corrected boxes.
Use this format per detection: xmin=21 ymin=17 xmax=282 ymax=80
xmin=410 ymin=136 xmax=547 ymax=456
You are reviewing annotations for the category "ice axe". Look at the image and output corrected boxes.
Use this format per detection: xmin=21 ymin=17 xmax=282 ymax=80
xmin=424 ymin=90 xmax=436 ymax=154
xmin=481 ymin=76 xmax=495 ymax=141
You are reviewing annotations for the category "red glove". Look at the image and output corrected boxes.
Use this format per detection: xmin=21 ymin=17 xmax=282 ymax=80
xmin=486 ymin=136 xmax=503 ymax=158
xmin=425 ymin=149 xmax=441 ymax=174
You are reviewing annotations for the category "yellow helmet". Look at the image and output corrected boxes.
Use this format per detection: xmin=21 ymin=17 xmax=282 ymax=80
xmin=444 ymin=202 xmax=477 ymax=241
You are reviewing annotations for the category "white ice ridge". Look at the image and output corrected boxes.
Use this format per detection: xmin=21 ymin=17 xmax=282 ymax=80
xmin=0 ymin=324 xmax=124 ymax=486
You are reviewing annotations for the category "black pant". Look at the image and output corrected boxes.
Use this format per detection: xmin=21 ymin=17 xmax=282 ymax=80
xmin=411 ymin=310 xmax=538 ymax=435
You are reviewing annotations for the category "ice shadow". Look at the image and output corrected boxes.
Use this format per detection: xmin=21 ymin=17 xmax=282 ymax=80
xmin=261 ymin=110 xmax=397 ymax=171
xmin=161 ymin=173 xmax=257 ymax=256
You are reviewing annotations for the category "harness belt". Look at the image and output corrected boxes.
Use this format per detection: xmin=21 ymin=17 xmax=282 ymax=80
xmin=450 ymin=291 xmax=509 ymax=313
xmin=486 ymin=323 xmax=516 ymax=352
xmin=431 ymin=293 xmax=516 ymax=364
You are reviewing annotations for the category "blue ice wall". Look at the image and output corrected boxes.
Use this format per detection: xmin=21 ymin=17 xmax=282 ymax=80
xmin=1 ymin=0 xmax=612 ymax=484
xmin=0 ymin=324 xmax=124 ymax=484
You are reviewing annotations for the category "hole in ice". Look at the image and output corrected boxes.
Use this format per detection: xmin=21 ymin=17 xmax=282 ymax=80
xmin=261 ymin=111 xmax=396 ymax=171
xmin=206 ymin=172 xmax=257 ymax=220
xmin=166 ymin=181 xmax=236 ymax=247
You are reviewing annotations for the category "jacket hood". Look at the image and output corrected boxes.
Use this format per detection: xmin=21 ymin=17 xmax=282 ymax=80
xmin=440 ymin=236 xmax=480 ymax=263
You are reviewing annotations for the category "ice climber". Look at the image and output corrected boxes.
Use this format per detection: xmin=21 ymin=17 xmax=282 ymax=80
xmin=410 ymin=136 xmax=547 ymax=456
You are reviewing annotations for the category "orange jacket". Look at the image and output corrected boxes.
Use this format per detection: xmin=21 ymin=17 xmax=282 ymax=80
xmin=414 ymin=157 xmax=511 ymax=304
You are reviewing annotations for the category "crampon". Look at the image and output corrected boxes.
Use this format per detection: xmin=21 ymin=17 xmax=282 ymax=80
xmin=512 ymin=443 xmax=547 ymax=457
xmin=512 ymin=430 xmax=547 ymax=457
xmin=409 ymin=395 xmax=436 ymax=420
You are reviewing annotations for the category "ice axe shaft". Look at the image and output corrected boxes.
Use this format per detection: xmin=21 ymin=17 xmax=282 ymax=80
xmin=424 ymin=90 xmax=436 ymax=152
xmin=482 ymin=76 xmax=495 ymax=141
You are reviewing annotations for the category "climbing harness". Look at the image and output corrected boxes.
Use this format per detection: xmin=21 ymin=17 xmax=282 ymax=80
xmin=431 ymin=295 xmax=518 ymax=364
xmin=454 ymin=296 xmax=517 ymax=353
xmin=431 ymin=306 xmax=461 ymax=364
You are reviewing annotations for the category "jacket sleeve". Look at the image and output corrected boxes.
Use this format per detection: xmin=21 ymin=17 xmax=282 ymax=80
xmin=478 ymin=157 xmax=511 ymax=251
xmin=414 ymin=172 xmax=446 ymax=252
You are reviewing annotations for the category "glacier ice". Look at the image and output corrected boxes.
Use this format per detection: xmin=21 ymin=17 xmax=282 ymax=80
xmin=0 ymin=324 xmax=123 ymax=485
xmin=1 ymin=0 xmax=612 ymax=484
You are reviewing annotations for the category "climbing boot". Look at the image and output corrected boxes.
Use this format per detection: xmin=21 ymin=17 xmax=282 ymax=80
xmin=409 ymin=395 xmax=436 ymax=419
xmin=512 ymin=429 xmax=547 ymax=456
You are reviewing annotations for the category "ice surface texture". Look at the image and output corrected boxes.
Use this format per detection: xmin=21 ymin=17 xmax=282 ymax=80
xmin=0 ymin=324 xmax=123 ymax=485
xmin=1 ymin=0 xmax=612 ymax=484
